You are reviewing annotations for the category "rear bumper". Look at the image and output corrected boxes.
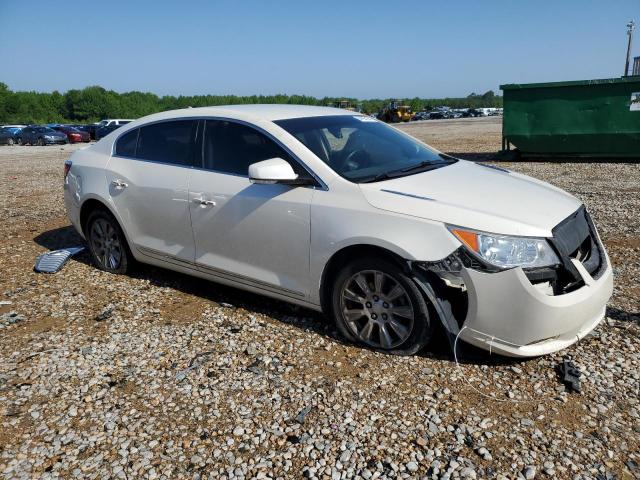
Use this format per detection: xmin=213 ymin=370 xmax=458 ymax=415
xmin=459 ymin=259 xmax=613 ymax=357
xmin=64 ymin=177 xmax=83 ymax=237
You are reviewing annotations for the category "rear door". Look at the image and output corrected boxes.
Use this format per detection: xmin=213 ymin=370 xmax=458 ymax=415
xmin=188 ymin=119 xmax=316 ymax=299
xmin=105 ymin=120 xmax=198 ymax=263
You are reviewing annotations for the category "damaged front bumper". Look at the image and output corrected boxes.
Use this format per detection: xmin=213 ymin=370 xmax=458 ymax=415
xmin=457 ymin=259 xmax=613 ymax=357
xmin=414 ymin=206 xmax=613 ymax=358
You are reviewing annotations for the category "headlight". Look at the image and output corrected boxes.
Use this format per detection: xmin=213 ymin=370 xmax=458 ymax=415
xmin=448 ymin=226 xmax=560 ymax=269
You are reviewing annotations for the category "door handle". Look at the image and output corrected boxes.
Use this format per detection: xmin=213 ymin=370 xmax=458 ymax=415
xmin=194 ymin=197 xmax=216 ymax=207
xmin=111 ymin=179 xmax=128 ymax=190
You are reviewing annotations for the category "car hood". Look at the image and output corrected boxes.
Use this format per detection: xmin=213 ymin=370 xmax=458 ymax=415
xmin=358 ymin=160 xmax=582 ymax=237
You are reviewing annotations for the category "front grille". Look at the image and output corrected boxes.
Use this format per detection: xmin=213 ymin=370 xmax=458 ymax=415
xmin=542 ymin=206 xmax=606 ymax=293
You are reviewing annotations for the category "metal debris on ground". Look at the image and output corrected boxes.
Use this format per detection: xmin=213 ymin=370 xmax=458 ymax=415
xmin=34 ymin=247 xmax=84 ymax=273
xmin=94 ymin=305 xmax=114 ymax=322
xmin=557 ymin=359 xmax=582 ymax=393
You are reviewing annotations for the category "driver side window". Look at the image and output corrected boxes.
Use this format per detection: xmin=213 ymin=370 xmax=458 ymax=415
xmin=202 ymin=120 xmax=312 ymax=180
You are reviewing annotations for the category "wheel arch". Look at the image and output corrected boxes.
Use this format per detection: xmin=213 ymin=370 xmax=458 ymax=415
xmin=79 ymin=197 xmax=134 ymax=252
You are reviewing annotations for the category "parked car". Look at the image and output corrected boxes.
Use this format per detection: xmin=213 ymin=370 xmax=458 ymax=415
xmin=20 ymin=126 xmax=68 ymax=145
xmin=64 ymin=105 xmax=613 ymax=358
xmin=427 ymin=111 xmax=447 ymax=119
xmin=96 ymin=119 xmax=133 ymax=128
xmin=52 ymin=125 xmax=91 ymax=143
xmin=68 ymin=124 xmax=98 ymax=140
xmin=466 ymin=108 xmax=484 ymax=117
xmin=0 ymin=127 xmax=22 ymax=145
xmin=95 ymin=121 xmax=131 ymax=140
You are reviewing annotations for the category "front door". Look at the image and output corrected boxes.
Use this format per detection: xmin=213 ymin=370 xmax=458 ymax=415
xmin=188 ymin=119 xmax=315 ymax=299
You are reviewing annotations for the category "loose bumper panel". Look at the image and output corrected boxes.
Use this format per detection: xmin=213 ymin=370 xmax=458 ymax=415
xmin=459 ymin=260 xmax=613 ymax=357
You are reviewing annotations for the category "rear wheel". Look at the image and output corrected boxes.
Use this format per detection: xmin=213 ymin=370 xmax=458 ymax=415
xmin=37 ymin=137 xmax=45 ymax=146
xmin=17 ymin=137 xmax=22 ymax=145
xmin=331 ymin=257 xmax=433 ymax=355
xmin=85 ymin=209 xmax=132 ymax=274
xmin=7 ymin=138 xmax=13 ymax=146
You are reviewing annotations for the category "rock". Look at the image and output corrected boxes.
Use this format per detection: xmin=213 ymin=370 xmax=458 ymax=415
xmin=1 ymin=311 xmax=26 ymax=327
xmin=476 ymin=447 xmax=492 ymax=461
xmin=295 ymin=405 xmax=312 ymax=424
xmin=398 ymin=461 xmax=415 ymax=473
xmin=415 ymin=436 xmax=428 ymax=447
xmin=460 ymin=467 xmax=477 ymax=479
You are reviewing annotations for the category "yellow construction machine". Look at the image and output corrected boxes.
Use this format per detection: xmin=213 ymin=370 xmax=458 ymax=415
xmin=377 ymin=100 xmax=414 ymax=123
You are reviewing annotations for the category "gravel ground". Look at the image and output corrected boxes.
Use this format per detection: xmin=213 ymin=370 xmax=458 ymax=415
xmin=0 ymin=118 xmax=638 ymax=480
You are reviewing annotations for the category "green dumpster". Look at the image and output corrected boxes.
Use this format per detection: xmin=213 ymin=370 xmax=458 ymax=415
xmin=500 ymin=76 xmax=640 ymax=158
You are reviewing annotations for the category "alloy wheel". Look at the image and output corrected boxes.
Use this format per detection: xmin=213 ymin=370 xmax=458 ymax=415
xmin=89 ymin=218 xmax=122 ymax=270
xmin=339 ymin=269 xmax=414 ymax=349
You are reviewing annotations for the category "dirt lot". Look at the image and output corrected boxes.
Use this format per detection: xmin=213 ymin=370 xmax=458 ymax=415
xmin=0 ymin=117 xmax=639 ymax=480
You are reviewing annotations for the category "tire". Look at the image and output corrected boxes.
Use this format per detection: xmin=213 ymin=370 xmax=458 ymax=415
xmin=17 ymin=137 xmax=22 ymax=145
xmin=330 ymin=257 xmax=433 ymax=356
xmin=37 ymin=137 xmax=45 ymax=146
xmin=7 ymin=138 xmax=14 ymax=146
xmin=85 ymin=209 xmax=132 ymax=274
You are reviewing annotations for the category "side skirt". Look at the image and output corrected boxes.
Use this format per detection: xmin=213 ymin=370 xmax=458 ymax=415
xmin=135 ymin=245 xmax=322 ymax=312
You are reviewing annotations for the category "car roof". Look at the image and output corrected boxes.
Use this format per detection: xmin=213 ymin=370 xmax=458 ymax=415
xmin=132 ymin=104 xmax=357 ymax=123
xmin=90 ymin=105 xmax=361 ymax=154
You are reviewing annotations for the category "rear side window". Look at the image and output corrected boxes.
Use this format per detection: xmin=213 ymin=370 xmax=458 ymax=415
xmin=136 ymin=120 xmax=197 ymax=166
xmin=115 ymin=129 xmax=138 ymax=157
xmin=203 ymin=120 xmax=302 ymax=176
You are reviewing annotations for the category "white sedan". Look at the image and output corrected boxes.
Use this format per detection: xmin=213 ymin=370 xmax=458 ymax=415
xmin=64 ymin=105 xmax=613 ymax=357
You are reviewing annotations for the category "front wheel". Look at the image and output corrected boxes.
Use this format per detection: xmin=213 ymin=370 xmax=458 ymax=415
xmin=7 ymin=138 xmax=14 ymax=146
xmin=331 ymin=257 xmax=433 ymax=355
xmin=85 ymin=209 xmax=132 ymax=274
xmin=37 ymin=137 xmax=45 ymax=146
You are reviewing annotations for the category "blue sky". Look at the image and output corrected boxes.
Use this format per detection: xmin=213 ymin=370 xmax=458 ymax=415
xmin=0 ymin=0 xmax=636 ymax=98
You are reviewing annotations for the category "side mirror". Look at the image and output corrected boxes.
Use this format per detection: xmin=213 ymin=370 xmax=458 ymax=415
xmin=249 ymin=158 xmax=303 ymax=185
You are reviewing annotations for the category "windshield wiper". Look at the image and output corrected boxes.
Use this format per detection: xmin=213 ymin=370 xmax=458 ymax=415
xmin=358 ymin=171 xmax=398 ymax=183
xmin=400 ymin=158 xmax=454 ymax=173
xmin=357 ymin=157 xmax=457 ymax=183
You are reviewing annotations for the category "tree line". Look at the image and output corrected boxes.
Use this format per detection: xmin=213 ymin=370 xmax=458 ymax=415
xmin=0 ymin=83 xmax=502 ymax=124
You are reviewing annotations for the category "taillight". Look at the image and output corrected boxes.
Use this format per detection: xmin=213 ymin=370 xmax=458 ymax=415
xmin=64 ymin=160 xmax=72 ymax=179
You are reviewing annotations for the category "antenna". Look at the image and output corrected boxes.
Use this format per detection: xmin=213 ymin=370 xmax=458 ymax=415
xmin=625 ymin=20 xmax=635 ymax=76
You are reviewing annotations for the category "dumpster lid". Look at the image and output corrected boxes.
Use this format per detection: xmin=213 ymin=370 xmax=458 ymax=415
xmin=500 ymin=76 xmax=640 ymax=90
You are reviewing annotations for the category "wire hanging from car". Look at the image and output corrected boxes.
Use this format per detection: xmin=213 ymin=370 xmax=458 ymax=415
xmin=453 ymin=326 xmax=558 ymax=403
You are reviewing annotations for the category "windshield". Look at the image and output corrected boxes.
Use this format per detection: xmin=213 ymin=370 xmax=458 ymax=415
xmin=36 ymin=127 xmax=56 ymax=133
xmin=275 ymin=115 xmax=455 ymax=182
